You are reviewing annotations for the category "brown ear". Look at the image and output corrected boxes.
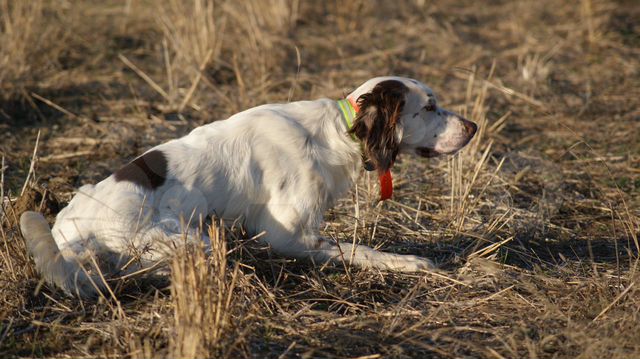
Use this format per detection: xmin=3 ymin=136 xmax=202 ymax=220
xmin=349 ymin=80 xmax=408 ymax=174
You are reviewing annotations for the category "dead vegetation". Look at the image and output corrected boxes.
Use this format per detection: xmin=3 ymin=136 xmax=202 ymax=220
xmin=1 ymin=0 xmax=639 ymax=358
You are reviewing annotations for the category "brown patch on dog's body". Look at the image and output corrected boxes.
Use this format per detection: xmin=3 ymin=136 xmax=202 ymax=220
xmin=114 ymin=150 xmax=168 ymax=189
xmin=349 ymin=80 xmax=408 ymax=174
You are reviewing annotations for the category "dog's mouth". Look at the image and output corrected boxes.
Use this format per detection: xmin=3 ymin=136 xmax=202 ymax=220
xmin=416 ymin=147 xmax=442 ymax=158
xmin=416 ymin=121 xmax=478 ymax=159
xmin=415 ymin=143 xmax=469 ymax=158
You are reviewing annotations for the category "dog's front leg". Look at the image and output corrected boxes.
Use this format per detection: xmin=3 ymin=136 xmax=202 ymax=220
xmin=308 ymin=238 xmax=435 ymax=272
xmin=256 ymin=202 xmax=434 ymax=272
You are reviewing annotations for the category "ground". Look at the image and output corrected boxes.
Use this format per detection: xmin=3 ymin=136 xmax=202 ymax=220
xmin=1 ymin=0 xmax=639 ymax=358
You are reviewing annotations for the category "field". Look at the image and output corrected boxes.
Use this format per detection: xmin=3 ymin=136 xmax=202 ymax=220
xmin=1 ymin=0 xmax=639 ymax=358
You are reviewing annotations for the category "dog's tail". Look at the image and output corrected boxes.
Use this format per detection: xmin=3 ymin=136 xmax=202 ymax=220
xmin=20 ymin=211 xmax=102 ymax=298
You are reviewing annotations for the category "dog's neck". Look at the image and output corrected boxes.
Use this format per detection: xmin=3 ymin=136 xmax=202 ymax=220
xmin=337 ymin=98 xmax=374 ymax=170
xmin=335 ymin=97 xmax=394 ymax=201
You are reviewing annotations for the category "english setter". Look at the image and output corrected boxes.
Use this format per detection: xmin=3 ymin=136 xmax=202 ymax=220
xmin=20 ymin=76 xmax=477 ymax=298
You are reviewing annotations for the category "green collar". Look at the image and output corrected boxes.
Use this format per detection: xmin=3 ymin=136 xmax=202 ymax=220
xmin=337 ymin=99 xmax=375 ymax=171
xmin=337 ymin=99 xmax=357 ymax=140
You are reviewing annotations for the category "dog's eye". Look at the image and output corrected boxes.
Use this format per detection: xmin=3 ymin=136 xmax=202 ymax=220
xmin=423 ymin=103 xmax=436 ymax=112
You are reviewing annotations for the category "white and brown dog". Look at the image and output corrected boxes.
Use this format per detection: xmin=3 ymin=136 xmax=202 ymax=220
xmin=20 ymin=76 xmax=477 ymax=297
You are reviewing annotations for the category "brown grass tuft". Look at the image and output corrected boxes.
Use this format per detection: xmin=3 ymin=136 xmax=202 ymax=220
xmin=169 ymin=221 xmax=246 ymax=358
xmin=0 ymin=0 xmax=73 ymax=103
xmin=157 ymin=0 xmax=224 ymax=111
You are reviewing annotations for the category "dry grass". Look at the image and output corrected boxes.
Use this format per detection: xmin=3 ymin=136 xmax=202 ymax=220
xmin=0 ymin=0 xmax=58 ymax=100
xmin=1 ymin=0 xmax=640 ymax=358
xmin=168 ymin=222 xmax=248 ymax=359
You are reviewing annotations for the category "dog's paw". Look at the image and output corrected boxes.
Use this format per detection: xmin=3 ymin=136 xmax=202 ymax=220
xmin=393 ymin=254 xmax=436 ymax=272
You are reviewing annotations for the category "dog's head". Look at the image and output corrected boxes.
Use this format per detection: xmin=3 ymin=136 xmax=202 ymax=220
xmin=348 ymin=76 xmax=477 ymax=174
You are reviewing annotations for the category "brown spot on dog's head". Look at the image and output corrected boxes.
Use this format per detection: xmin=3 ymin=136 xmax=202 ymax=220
xmin=349 ymin=79 xmax=408 ymax=174
xmin=114 ymin=150 xmax=168 ymax=189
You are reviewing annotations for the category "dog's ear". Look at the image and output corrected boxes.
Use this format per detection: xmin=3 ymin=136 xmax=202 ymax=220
xmin=349 ymin=79 xmax=408 ymax=174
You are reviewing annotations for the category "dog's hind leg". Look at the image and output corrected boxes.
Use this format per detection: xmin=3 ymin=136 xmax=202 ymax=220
xmin=131 ymin=219 xmax=213 ymax=262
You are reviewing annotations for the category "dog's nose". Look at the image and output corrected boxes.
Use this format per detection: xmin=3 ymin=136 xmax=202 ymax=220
xmin=462 ymin=119 xmax=478 ymax=137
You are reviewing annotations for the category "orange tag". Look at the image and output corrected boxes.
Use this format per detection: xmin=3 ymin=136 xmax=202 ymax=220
xmin=379 ymin=169 xmax=393 ymax=201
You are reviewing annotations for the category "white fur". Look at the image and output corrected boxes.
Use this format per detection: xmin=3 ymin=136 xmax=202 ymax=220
xmin=48 ymin=76 xmax=476 ymax=274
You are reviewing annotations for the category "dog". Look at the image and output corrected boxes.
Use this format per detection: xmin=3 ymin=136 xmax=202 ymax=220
xmin=20 ymin=76 xmax=477 ymax=298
